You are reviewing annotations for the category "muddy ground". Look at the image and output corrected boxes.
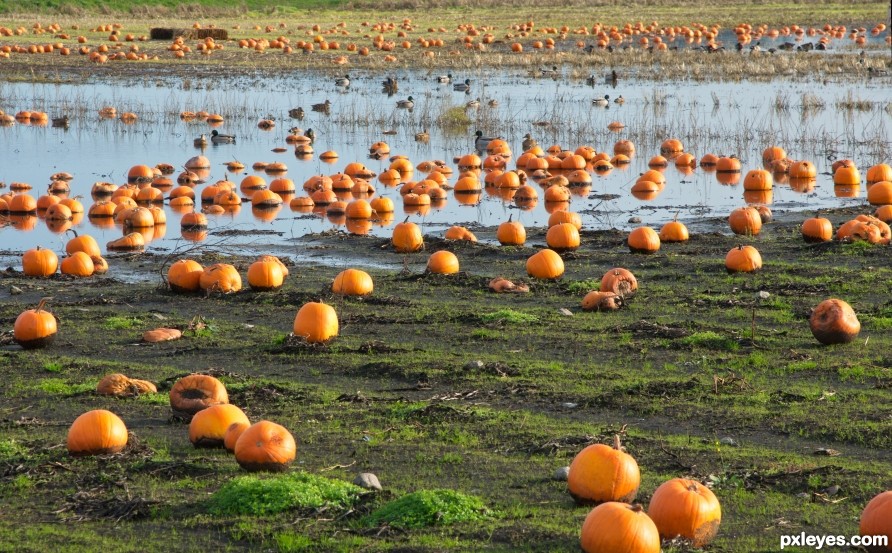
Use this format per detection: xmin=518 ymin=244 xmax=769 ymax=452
xmin=0 ymin=206 xmax=890 ymax=552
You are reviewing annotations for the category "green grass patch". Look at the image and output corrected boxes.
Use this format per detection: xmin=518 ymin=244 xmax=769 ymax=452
xmin=479 ymin=309 xmax=539 ymax=324
xmin=35 ymin=378 xmax=96 ymax=395
xmin=102 ymin=316 xmax=142 ymax=330
xmin=681 ymin=331 xmax=739 ymax=351
xmin=0 ymin=439 xmax=28 ymax=461
xmin=363 ymin=489 xmax=492 ymax=528
xmin=207 ymin=472 xmax=363 ymax=516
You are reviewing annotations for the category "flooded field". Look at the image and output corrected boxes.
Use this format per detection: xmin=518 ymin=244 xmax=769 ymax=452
xmin=1 ymin=65 xmax=890 ymax=260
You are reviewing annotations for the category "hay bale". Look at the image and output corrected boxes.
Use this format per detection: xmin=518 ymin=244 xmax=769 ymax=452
xmin=150 ymin=28 xmax=228 ymax=41
xmin=195 ymin=29 xmax=228 ymax=40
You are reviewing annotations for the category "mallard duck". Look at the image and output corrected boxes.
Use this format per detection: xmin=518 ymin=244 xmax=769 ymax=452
xmin=453 ymin=78 xmax=472 ymax=92
xmin=335 ymin=74 xmax=350 ymax=87
xmin=194 ymin=134 xmax=208 ymax=147
xmin=210 ymin=130 xmax=236 ymax=144
xmin=585 ymin=74 xmax=597 ymax=85
xmin=311 ymin=100 xmax=331 ymax=112
xmin=465 ymin=98 xmax=481 ymax=109
xmin=436 ymin=73 xmax=452 ymax=84
xmin=614 ymin=95 xmax=625 ymax=105
xmin=288 ymin=107 xmax=305 ymax=119
xmin=474 ymin=130 xmax=500 ymax=151
xmin=304 ymin=128 xmax=315 ymax=142
xmin=521 ymin=133 xmax=537 ymax=152
xmin=396 ymin=96 xmax=414 ymax=109
xmin=540 ymin=65 xmax=559 ymax=77
xmin=51 ymin=115 xmax=69 ymax=128
xmin=592 ymin=94 xmax=610 ymax=107
xmin=415 ymin=129 xmax=430 ymax=142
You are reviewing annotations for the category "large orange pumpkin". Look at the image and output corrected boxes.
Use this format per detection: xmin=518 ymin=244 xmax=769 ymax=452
xmin=67 ymin=409 xmax=128 ymax=457
xmin=189 ymin=404 xmax=251 ymax=448
xmin=568 ymin=436 xmax=640 ymax=505
xmin=497 ymin=216 xmax=526 ymax=246
xmin=14 ymin=298 xmax=57 ymax=349
xmin=627 ymin=226 xmax=660 ymax=254
xmin=167 ymin=259 xmax=204 ymax=292
xmin=728 ymin=206 xmax=762 ymax=236
xmin=332 ymin=268 xmax=374 ymax=296
xmin=392 ymin=218 xmax=423 ymax=252
xmin=427 ymin=250 xmax=460 ymax=274
xmin=648 ymin=478 xmax=722 ymax=547
xmin=293 ymin=301 xmax=339 ymax=343
xmin=600 ymin=268 xmax=637 ymax=298
xmin=725 ymin=245 xmax=762 ymax=273
xmin=199 ymin=263 xmax=242 ymax=293
xmin=169 ymin=374 xmax=229 ymax=417
xmin=809 ymin=298 xmax=860 ymax=345
xmin=859 ymin=491 xmax=892 ymax=552
xmin=22 ymin=246 xmax=58 ymax=277
xmin=526 ymin=249 xmax=564 ymax=279
xmin=580 ymin=503 xmax=660 ymax=553
xmin=234 ymin=420 xmax=297 ymax=472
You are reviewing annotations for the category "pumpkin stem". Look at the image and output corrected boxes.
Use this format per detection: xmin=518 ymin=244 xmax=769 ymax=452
xmin=629 ymin=504 xmax=644 ymax=513
xmin=403 ymin=215 xmax=410 ymax=224
xmin=35 ymin=298 xmax=49 ymax=312
xmin=673 ymin=211 xmax=680 ymax=222
xmin=687 ymin=483 xmax=700 ymax=492
xmin=613 ymin=434 xmax=622 ymax=451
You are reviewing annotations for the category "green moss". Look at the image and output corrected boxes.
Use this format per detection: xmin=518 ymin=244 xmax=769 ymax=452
xmin=102 ymin=316 xmax=142 ymax=330
xmin=0 ymin=439 xmax=27 ymax=461
xmin=681 ymin=331 xmax=739 ymax=351
xmin=363 ymin=489 xmax=492 ymax=528
xmin=207 ymin=472 xmax=363 ymax=516
xmin=479 ymin=309 xmax=539 ymax=324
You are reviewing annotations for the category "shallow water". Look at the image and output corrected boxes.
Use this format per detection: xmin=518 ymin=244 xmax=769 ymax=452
xmin=1 ymin=67 xmax=890 ymax=259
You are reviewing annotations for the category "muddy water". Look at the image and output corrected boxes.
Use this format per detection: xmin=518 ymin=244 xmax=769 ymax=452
xmin=1 ymin=69 xmax=890 ymax=259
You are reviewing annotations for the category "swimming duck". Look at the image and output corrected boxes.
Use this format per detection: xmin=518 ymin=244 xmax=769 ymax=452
xmin=288 ymin=107 xmax=305 ymax=119
xmin=592 ymin=94 xmax=610 ymax=107
xmin=487 ymin=99 xmax=499 ymax=107
xmin=51 ymin=115 xmax=69 ymax=128
xmin=521 ymin=133 xmax=537 ymax=152
xmin=474 ymin=130 xmax=500 ymax=151
xmin=210 ymin=130 xmax=236 ymax=144
xmin=453 ymin=79 xmax=472 ymax=92
xmin=335 ymin=74 xmax=350 ymax=87
xmin=436 ymin=73 xmax=452 ymax=84
xmin=311 ymin=100 xmax=331 ymax=112
xmin=540 ymin=65 xmax=559 ymax=78
xmin=415 ymin=129 xmax=430 ymax=142
xmin=465 ymin=98 xmax=481 ymax=109
xmin=304 ymin=128 xmax=315 ymax=142
xmin=194 ymin=134 xmax=208 ymax=147
xmin=614 ymin=95 xmax=625 ymax=105
xmin=585 ymin=74 xmax=597 ymax=85
xmin=396 ymin=96 xmax=414 ymax=109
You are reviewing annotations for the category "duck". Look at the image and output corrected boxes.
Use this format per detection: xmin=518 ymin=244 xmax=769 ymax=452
xmin=465 ymin=98 xmax=481 ymax=109
xmin=288 ymin=107 xmax=305 ymax=119
xmin=436 ymin=73 xmax=452 ymax=84
xmin=415 ymin=129 xmax=430 ymax=142
xmin=592 ymin=94 xmax=610 ymax=107
xmin=585 ymin=74 xmax=597 ymax=85
xmin=487 ymin=99 xmax=499 ymax=107
xmin=311 ymin=100 xmax=331 ymax=112
xmin=210 ymin=130 xmax=236 ymax=144
xmin=396 ymin=96 xmax=414 ymax=109
xmin=614 ymin=95 xmax=625 ymax=105
xmin=335 ymin=74 xmax=350 ymax=87
xmin=453 ymin=79 xmax=472 ymax=92
xmin=194 ymin=134 xmax=208 ymax=147
xmin=304 ymin=128 xmax=315 ymax=142
xmin=474 ymin=130 xmax=500 ymax=151
xmin=382 ymin=76 xmax=398 ymax=89
xmin=540 ymin=65 xmax=559 ymax=78
xmin=51 ymin=115 xmax=69 ymax=128
xmin=521 ymin=133 xmax=537 ymax=152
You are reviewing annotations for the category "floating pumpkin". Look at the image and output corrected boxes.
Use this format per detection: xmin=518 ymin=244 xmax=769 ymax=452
xmin=247 ymin=257 xmax=285 ymax=291
xmin=627 ymin=226 xmax=660 ymax=254
xmin=743 ymin=169 xmax=773 ymax=191
xmin=600 ymin=268 xmax=637 ymax=298
xmin=648 ymin=478 xmax=722 ymax=547
xmin=22 ymin=246 xmax=58 ymax=277
xmin=67 ymin=409 xmax=128 ymax=457
xmin=189 ymin=404 xmax=251 ymax=448
xmin=568 ymin=435 xmax=640 ymax=505
xmin=427 ymin=250 xmax=459 ymax=274
xmin=167 ymin=259 xmax=204 ymax=292
xmin=234 ymin=420 xmax=297 ymax=472
xmin=810 ymin=298 xmax=860 ymax=345
xmin=293 ymin=301 xmax=339 ymax=343
xmin=580 ymin=502 xmax=660 ymax=553
xmin=497 ymin=216 xmax=526 ymax=246
xmin=801 ymin=217 xmax=833 ymax=243
xmin=725 ymin=245 xmax=762 ymax=273
xmin=169 ymin=374 xmax=229 ymax=417
xmin=728 ymin=206 xmax=762 ymax=236
xmin=859 ymin=491 xmax=892 ymax=552
xmin=392 ymin=218 xmax=423 ymax=252
xmin=546 ymin=222 xmax=581 ymax=252
xmin=866 ymin=163 xmax=892 ymax=185
xmin=14 ymin=298 xmax=57 ymax=349
xmin=107 ymin=232 xmax=146 ymax=251
xmin=332 ymin=268 xmax=373 ymax=296
xmin=581 ymin=291 xmax=622 ymax=311
xmin=199 ymin=263 xmax=242 ymax=293
xmin=833 ymin=165 xmax=861 ymax=186
xmin=526 ymin=249 xmax=564 ymax=280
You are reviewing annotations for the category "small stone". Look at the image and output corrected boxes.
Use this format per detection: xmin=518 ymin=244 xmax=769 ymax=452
xmin=354 ymin=472 xmax=382 ymax=491
xmin=9 ymin=285 xmax=22 ymax=295
xmin=553 ymin=466 xmax=570 ymax=481
xmin=464 ymin=360 xmax=484 ymax=371
xmin=151 ymin=313 xmax=167 ymax=320
xmin=757 ymin=291 xmax=771 ymax=300
xmin=560 ymin=402 xmax=578 ymax=409
xmin=628 ymin=216 xmax=642 ymax=224
xmin=558 ymin=308 xmax=573 ymax=317
xmin=719 ymin=437 xmax=738 ymax=446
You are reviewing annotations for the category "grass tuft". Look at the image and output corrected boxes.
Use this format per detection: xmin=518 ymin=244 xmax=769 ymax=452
xmin=207 ymin=472 xmax=363 ymax=516
xmin=479 ymin=309 xmax=539 ymax=324
xmin=363 ymin=489 xmax=491 ymax=528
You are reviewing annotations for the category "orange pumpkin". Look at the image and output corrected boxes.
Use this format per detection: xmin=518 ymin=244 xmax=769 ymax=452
xmin=659 ymin=219 xmax=689 ymax=243
xmin=743 ymin=169 xmax=773 ymax=191
xmin=580 ymin=503 xmax=660 ymax=553
xmin=568 ymin=436 xmax=640 ymax=504
xmin=427 ymin=250 xmax=460 ymax=274
xmin=801 ymin=217 xmax=833 ymax=243
xmin=22 ymin=246 xmax=59 ymax=277
xmin=189 ymin=404 xmax=251 ymax=448
xmin=167 ymin=259 xmax=204 ymax=292
xmin=867 ymin=181 xmax=892 ymax=206
xmin=526 ymin=249 xmax=564 ymax=279
xmin=810 ymin=298 xmax=860 ymax=345
xmin=234 ymin=421 xmax=297 ymax=472
xmin=728 ymin=206 xmax=762 ymax=236
xmin=600 ymin=268 xmax=637 ymax=298
xmin=199 ymin=263 xmax=242 ymax=293
xmin=546 ymin=222 xmax=580 ymax=252
xmin=581 ymin=291 xmax=623 ymax=311
xmin=224 ymin=421 xmax=250 ymax=453
xmin=293 ymin=301 xmax=339 ymax=343
xmin=497 ymin=216 xmax=526 ymax=246
xmin=859 ymin=491 xmax=892 ymax=552
xmin=67 ymin=409 xmax=128 ymax=457
xmin=97 ymin=373 xmax=157 ymax=397
xmin=866 ymin=163 xmax=892 ymax=185
xmin=444 ymin=225 xmax=477 ymax=241
xmin=648 ymin=478 xmax=722 ymax=547
xmin=247 ymin=257 xmax=285 ymax=291
xmin=14 ymin=298 xmax=57 ymax=349
xmin=332 ymin=268 xmax=373 ymax=296
xmin=169 ymin=374 xmax=229 ymax=417
xmin=627 ymin=226 xmax=660 ymax=254
xmin=392 ymin=218 xmax=424 ymax=252
xmin=725 ymin=245 xmax=762 ymax=273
